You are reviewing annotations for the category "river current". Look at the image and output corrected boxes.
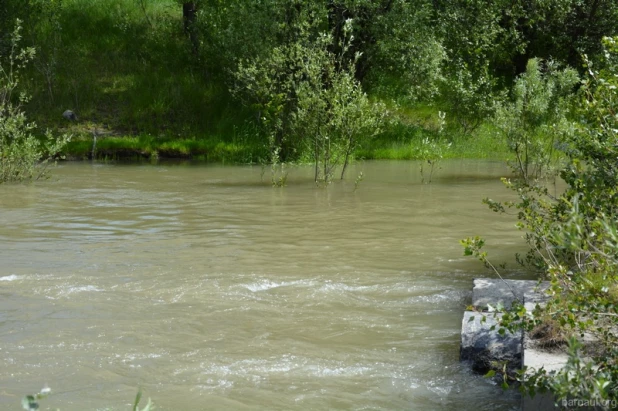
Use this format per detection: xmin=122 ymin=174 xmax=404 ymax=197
xmin=0 ymin=160 xmax=527 ymax=410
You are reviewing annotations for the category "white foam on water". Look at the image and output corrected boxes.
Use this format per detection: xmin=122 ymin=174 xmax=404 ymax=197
xmin=242 ymin=279 xmax=311 ymax=292
xmin=56 ymin=285 xmax=103 ymax=297
xmin=0 ymin=275 xmax=21 ymax=282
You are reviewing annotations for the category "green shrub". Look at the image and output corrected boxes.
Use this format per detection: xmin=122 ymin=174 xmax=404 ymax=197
xmin=465 ymin=41 xmax=618 ymax=405
xmin=233 ymin=16 xmax=385 ymax=183
xmin=0 ymin=20 xmax=69 ymax=183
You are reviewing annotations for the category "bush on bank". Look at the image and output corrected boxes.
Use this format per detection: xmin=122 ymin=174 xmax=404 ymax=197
xmin=464 ymin=37 xmax=618 ymax=406
xmin=0 ymin=20 xmax=69 ymax=183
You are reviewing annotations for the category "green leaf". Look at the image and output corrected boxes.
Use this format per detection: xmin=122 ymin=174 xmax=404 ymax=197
xmin=133 ymin=388 xmax=143 ymax=411
xmin=484 ymin=369 xmax=496 ymax=378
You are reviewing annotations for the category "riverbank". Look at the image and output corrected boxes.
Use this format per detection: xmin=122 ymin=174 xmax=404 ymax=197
xmin=59 ymin=121 xmax=510 ymax=163
xmin=10 ymin=0 xmax=516 ymax=165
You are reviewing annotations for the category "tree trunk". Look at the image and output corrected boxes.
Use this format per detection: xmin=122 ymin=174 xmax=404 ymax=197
xmin=183 ymin=2 xmax=199 ymax=55
xmin=340 ymin=140 xmax=353 ymax=180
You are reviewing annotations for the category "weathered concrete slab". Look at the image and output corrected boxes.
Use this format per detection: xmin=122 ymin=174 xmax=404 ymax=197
xmin=522 ymin=323 xmax=569 ymax=410
xmin=472 ymin=278 xmax=549 ymax=310
xmin=524 ymin=347 xmax=568 ymax=373
xmin=460 ymin=311 xmax=523 ymax=373
xmin=462 ymin=278 xmax=568 ymax=411
xmin=521 ymin=346 xmax=567 ymax=411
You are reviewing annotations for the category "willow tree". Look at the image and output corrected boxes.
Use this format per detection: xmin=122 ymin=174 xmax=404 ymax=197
xmin=233 ymin=16 xmax=384 ymax=183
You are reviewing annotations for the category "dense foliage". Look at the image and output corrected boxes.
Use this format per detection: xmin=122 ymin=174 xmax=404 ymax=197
xmin=232 ymin=16 xmax=385 ymax=182
xmin=1 ymin=0 xmax=616 ymax=163
xmin=464 ymin=37 xmax=618 ymax=406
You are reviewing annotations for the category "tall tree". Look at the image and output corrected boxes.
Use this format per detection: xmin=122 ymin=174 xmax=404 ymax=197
xmin=182 ymin=2 xmax=199 ymax=55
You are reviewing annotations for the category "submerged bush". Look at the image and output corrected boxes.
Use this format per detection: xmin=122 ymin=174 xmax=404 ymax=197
xmin=0 ymin=20 xmax=69 ymax=183
xmin=233 ymin=17 xmax=385 ymax=183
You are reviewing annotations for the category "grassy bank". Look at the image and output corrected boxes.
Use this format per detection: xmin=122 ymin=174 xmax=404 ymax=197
xmin=356 ymin=124 xmax=509 ymax=161
xmin=11 ymin=0 xmax=511 ymax=164
xmin=60 ymin=118 xmax=510 ymax=163
xmin=20 ymin=0 xmax=242 ymax=138
xmin=62 ymin=123 xmax=269 ymax=163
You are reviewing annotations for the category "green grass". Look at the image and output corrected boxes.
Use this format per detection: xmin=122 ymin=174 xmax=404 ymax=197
xmin=15 ymin=0 xmax=511 ymax=163
xmin=61 ymin=118 xmax=510 ymax=163
xmin=357 ymin=112 xmax=510 ymax=161
xmin=22 ymin=0 xmax=249 ymax=138
xmin=356 ymin=137 xmax=509 ymax=161
xmin=64 ymin=132 xmax=268 ymax=163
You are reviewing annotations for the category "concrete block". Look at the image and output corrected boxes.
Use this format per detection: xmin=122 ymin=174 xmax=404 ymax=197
xmin=521 ymin=330 xmax=569 ymax=411
xmin=524 ymin=346 xmax=569 ymax=374
xmin=461 ymin=278 xmax=575 ymax=411
xmin=460 ymin=311 xmax=523 ymax=373
xmin=472 ymin=278 xmax=549 ymax=310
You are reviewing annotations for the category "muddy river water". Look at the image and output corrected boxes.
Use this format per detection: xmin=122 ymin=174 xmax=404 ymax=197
xmin=0 ymin=160 xmax=530 ymax=410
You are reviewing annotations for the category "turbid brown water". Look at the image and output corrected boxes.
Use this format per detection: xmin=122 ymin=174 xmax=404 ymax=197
xmin=0 ymin=160 xmax=530 ymax=410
